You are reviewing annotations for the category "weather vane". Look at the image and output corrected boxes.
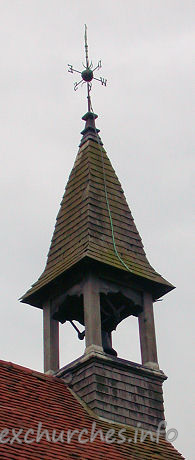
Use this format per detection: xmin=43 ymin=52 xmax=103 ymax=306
xmin=68 ymin=24 xmax=107 ymax=112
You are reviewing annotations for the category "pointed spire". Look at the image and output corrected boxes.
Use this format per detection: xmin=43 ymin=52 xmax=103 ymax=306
xmin=21 ymin=134 xmax=174 ymax=307
xmin=21 ymin=25 xmax=174 ymax=308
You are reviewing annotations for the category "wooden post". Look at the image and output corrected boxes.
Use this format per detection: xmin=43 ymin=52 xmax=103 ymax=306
xmin=43 ymin=301 xmax=59 ymax=373
xmin=138 ymin=292 xmax=159 ymax=369
xmin=83 ymin=273 xmax=103 ymax=353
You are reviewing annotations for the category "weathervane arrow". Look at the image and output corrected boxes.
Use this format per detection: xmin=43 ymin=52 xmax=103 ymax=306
xmin=67 ymin=24 xmax=107 ymax=112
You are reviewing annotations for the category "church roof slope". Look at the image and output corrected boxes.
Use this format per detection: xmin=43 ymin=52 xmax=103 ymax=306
xmin=0 ymin=360 xmax=184 ymax=459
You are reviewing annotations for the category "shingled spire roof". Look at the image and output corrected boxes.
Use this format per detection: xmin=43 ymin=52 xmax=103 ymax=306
xmin=21 ymin=112 xmax=174 ymax=307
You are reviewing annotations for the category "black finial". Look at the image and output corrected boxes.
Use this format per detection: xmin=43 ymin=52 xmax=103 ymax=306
xmin=79 ymin=111 xmax=103 ymax=146
xmin=67 ymin=24 xmax=107 ymax=114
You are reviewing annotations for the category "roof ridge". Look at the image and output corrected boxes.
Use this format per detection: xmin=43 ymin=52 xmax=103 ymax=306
xmin=0 ymin=359 xmax=58 ymax=383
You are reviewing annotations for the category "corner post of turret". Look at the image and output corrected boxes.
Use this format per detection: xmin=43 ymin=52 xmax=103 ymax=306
xmin=138 ymin=292 xmax=159 ymax=370
xmin=43 ymin=300 xmax=59 ymax=373
xmin=83 ymin=272 xmax=103 ymax=354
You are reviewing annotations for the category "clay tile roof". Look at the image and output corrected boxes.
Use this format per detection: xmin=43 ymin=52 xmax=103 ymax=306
xmin=21 ymin=118 xmax=174 ymax=306
xmin=0 ymin=360 xmax=184 ymax=459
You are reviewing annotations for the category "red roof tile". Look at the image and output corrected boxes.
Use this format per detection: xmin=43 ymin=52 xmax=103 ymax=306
xmin=0 ymin=360 xmax=184 ymax=459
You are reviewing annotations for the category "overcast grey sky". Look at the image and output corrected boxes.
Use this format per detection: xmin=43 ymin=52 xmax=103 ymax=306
xmin=0 ymin=1 xmax=194 ymax=458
